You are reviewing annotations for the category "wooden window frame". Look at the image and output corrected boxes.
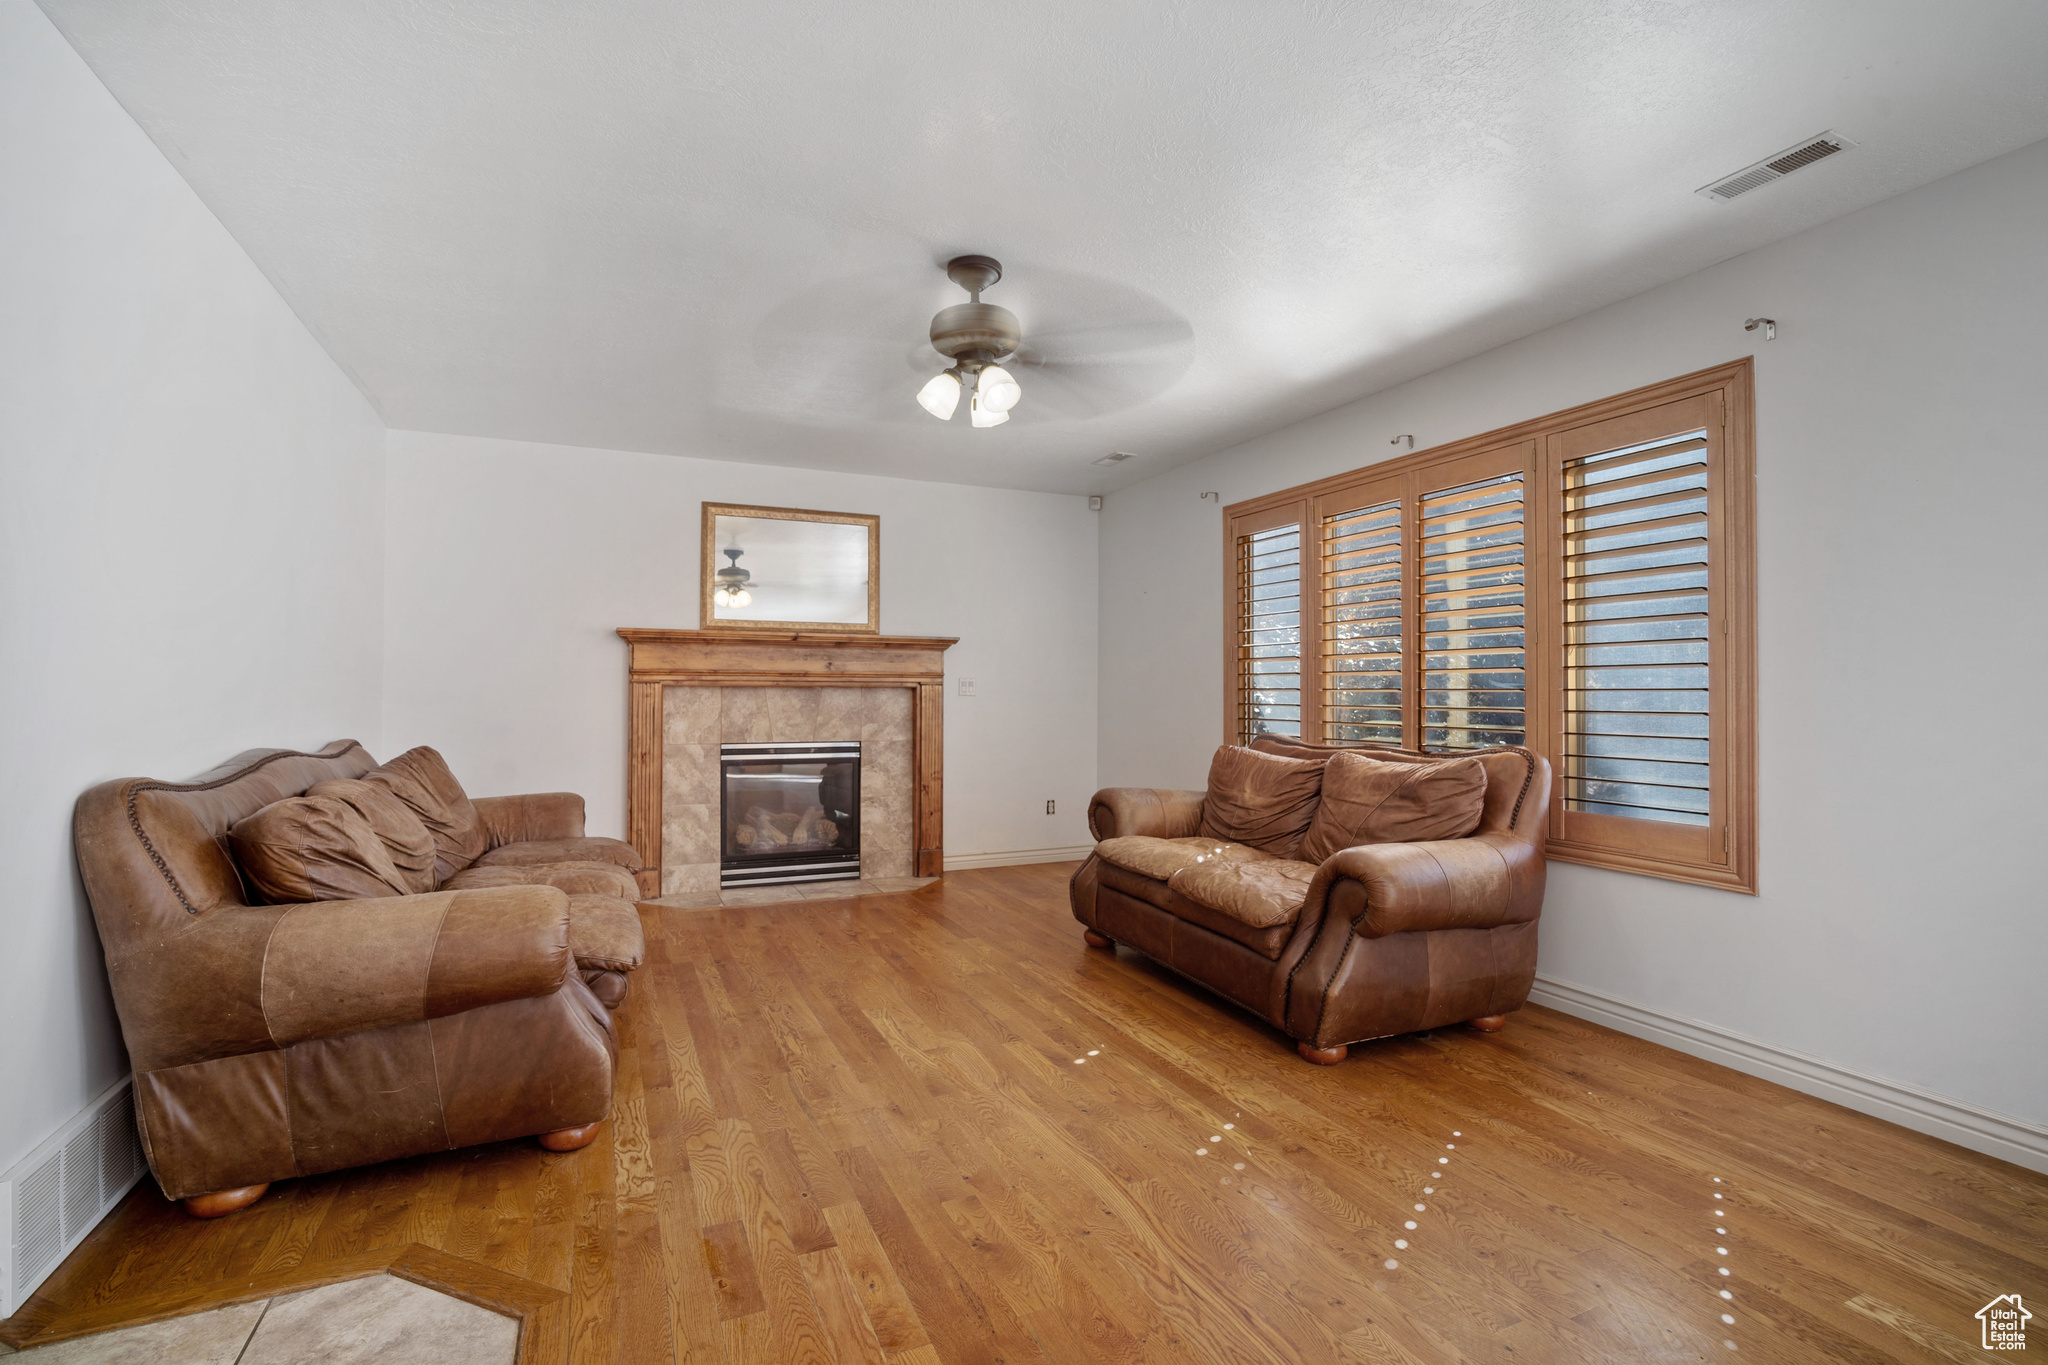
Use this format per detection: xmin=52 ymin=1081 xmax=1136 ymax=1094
xmin=1223 ymin=359 xmax=1757 ymax=894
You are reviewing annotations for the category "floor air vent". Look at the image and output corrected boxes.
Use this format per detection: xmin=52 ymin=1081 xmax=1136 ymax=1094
xmin=1698 ymin=131 xmax=1854 ymax=201
xmin=1 ymin=1078 xmax=148 ymax=1317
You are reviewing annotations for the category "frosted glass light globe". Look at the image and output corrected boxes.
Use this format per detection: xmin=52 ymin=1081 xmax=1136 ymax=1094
xmin=976 ymin=365 xmax=1021 ymax=412
xmin=916 ymin=371 xmax=961 ymax=420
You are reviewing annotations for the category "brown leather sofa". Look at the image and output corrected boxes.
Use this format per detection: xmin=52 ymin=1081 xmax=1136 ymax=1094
xmin=73 ymin=740 xmax=646 ymax=1217
xmin=1070 ymin=736 xmax=1550 ymax=1063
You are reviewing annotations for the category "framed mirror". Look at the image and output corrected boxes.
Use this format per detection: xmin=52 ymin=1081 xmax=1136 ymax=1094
xmin=700 ymin=503 xmax=880 ymax=634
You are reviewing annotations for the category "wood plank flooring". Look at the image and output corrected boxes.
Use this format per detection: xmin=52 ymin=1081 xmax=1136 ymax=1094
xmin=6 ymin=863 xmax=2043 ymax=1362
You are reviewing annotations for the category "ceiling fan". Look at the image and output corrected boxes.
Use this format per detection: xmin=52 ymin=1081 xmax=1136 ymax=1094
xmin=741 ymin=256 xmax=1193 ymax=428
xmin=914 ymin=255 xmax=1026 ymax=427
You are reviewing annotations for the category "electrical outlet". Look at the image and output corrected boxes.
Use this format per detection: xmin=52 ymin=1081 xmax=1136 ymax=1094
xmin=1046 ymin=799 xmax=1056 ymax=815
xmin=958 ymin=678 xmax=977 ymax=696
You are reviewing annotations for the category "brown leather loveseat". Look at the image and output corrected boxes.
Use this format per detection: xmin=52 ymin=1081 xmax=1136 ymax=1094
xmin=1071 ymin=736 xmax=1550 ymax=1063
xmin=73 ymin=740 xmax=647 ymax=1217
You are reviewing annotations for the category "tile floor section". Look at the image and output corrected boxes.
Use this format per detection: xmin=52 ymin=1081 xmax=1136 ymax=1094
xmin=0 ymin=1274 xmax=517 ymax=1364
xmin=644 ymin=874 xmax=935 ymax=909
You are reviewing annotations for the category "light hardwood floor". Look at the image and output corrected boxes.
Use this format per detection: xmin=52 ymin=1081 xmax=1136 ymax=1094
xmin=5 ymin=863 xmax=2044 ymax=1362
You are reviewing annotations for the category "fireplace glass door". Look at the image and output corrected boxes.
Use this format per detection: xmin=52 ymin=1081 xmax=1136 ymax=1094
xmin=719 ymin=742 xmax=861 ymax=887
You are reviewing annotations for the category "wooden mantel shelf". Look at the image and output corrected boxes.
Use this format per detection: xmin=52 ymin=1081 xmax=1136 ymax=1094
xmin=618 ymin=628 xmax=959 ymax=651
xmin=617 ymin=628 xmax=958 ymax=889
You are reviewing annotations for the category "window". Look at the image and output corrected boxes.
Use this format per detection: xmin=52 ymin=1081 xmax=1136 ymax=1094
xmin=1321 ymin=496 xmax=1404 ymax=745
xmin=1224 ymin=362 xmax=1756 ymax=892
xmin=1422 ymin=469 xmax=1526 ymax=751
xmin=1231 ymin=509 xmax=1305 ymax=742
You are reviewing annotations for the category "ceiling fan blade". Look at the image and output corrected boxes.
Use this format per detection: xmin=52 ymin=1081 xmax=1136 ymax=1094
xmin=1012 ymin=316 xmax=1195 ymax=363
xmin=1005 ymin=355 xmax=1181 ymax=421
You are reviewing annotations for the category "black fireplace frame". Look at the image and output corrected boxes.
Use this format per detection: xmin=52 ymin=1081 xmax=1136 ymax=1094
xmin=717 ymin=741 xmax=862 ymax=888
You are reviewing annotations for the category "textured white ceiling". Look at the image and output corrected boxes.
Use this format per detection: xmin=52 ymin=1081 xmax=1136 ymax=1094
xmin=37 ymin=0 xmax=2048 ymax=493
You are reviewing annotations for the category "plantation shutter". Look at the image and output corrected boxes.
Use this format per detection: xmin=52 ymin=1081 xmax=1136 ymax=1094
xmin=1315 ymin=476 xmax=1406 ymax=746
xmin=1545 ymin=393 xmax=1733 ymax=871
xmin=1229 ymin=502 xmax=1310 ymax=743
xmin=1419 ymin=447 xmax=1531 ymax=751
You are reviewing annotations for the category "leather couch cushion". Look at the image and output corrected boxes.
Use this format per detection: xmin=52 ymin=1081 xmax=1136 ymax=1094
xmin=306 ymin=778 xmax=438 ymax=894
xmin=478 ymin=837 xmax=643 ymax=872
xmin=1095 ymin=835 xmax=1269 ymax=881
xmin=1167 ymin=858 xmax=1319 ymax=929
xmin=363 ymin=747 xmax=491 ymax=883
xmin=443 ymin=860 xmax=641 ymax=900
xmin=1296 ymin=751 xmax=1488 ymax=864
xmin=1196 ymin=745 xmax=1327 ymax=858
xmin=228 ymin=795 xmax=415 ymax=904
xmin=565 ymin=895 xmax=646 ymax=972
xmin=1096 ymin=862 xmax=1297 ymax=960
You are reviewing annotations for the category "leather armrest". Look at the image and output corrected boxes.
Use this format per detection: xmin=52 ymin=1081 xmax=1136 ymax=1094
xmin=1087 ymin=788 xmax=1206 ymax=841
xmin=1323 ymin=832 xmax=1544 ymax=939
xmin=109 ymin=886 xmax=572 ymax=1068
xmin=261 ymin=885 xmax=571 ymax=1045
xmin=473 ymin=792 xmax=587 ymax=846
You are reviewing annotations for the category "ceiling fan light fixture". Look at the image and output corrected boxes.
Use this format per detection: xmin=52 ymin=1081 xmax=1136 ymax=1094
xmin=714 ymin=547 xmax=754 ymax=608
xmin=976 ymin=364 xmax=1021 ymax=412
xmin=916 ymin=370 xmax=961 ymax=420
xmin=969 ymin=393 xmax=1009 ymax=427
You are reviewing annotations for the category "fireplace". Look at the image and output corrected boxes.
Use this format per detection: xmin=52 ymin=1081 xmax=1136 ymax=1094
xmin=719 ymin=741 xmax=861 ymax=887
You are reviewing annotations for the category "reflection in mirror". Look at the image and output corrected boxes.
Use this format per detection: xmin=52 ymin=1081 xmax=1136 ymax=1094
xmin=702 ymin=505 xmax=877 ymax=632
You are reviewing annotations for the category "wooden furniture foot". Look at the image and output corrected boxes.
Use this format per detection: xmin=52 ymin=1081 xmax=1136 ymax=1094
xmin=1296 ymin=1041 xmax=1348 ymax=1065
xmin=182 ymin=1184 xmax=268 ymax=1219
xmin=539 ymin=1122 xmax=602 ymax=1152
xmin=1468 ymin=1014 xmax=1508 ymax=1033
xmin=1082 ymin=929 xmax=1115 ymax=949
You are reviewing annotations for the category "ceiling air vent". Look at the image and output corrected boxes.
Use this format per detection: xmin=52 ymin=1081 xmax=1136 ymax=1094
xmin=1698 ymin=131 xmax=1855 ymax=202
xmin=1092 ymin=451 xmax=1135 ymax=466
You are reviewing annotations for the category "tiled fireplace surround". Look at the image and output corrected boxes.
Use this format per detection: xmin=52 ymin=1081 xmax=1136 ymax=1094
xmin=618 ymin=629 xmax=956 ymax=901
xmin=659 ymin=685 xmax=914 ymax=900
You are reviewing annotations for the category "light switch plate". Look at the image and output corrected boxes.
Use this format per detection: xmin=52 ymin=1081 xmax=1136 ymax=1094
xmin=958 ymin=678 xmax=977 ymax=696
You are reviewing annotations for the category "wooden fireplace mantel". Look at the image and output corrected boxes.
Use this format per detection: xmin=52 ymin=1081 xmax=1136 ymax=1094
xmin=618 ymin=629 xmax=959 ymax=891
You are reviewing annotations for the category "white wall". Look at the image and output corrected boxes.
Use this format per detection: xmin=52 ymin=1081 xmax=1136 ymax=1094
xmin=1100 ymin=138 xmax=2048 ymax=1145
xmin=382 ymin=431 xmax=1098 ymax=860
xmin=0 ymin=2 xmax=386 ymax=1172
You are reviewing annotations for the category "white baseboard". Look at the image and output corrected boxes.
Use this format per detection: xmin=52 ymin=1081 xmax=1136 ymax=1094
xmin=1528 ymin=975 xmax=2048 ymax=1176
xmin=943 ymin=844 xmax=1094 ymax=871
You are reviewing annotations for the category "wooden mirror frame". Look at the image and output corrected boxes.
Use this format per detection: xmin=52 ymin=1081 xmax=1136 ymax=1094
xmin=699 ymin=502 xmax=881 ymax=635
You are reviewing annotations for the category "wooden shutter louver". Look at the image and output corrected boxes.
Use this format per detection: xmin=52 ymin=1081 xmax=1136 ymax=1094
xmin=1319 ymin=500 xmax=1404 ymax=745
xmin=1237 ymin=523 xmax=1303 ymax=742
xmin=1561 ymin=430 xmax=1712 ymax=824
xmin=1420 ymin=472 xmax=1526 ymax=750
